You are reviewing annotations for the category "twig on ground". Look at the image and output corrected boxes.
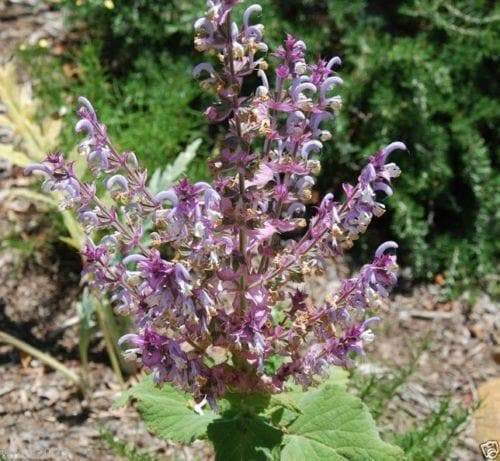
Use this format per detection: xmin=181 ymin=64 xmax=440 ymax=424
xmin=401 ymin=309 xmax=457 ymax=320
xmin=0 ymin=330 xmax=85 ymax=391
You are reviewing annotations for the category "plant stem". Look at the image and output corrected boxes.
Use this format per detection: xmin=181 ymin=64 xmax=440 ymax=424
xmin=0 ymin=330 xmax=85 ymax=390
xmin=225 ymin=12 xmax=248 ymax=313
xmin=95 ymin=303 xmax=125 ymax=386
xmin=262 ymin=184 xmax=362 ymax=283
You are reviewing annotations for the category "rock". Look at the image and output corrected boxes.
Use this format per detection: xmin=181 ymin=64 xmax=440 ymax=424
xmin=492 ymin=346 xmax=500 ymax=365
xmin=470 ymin=323 xmax=486 ymax=340
xmin=474 ymin=378 xmax=500 ymax=444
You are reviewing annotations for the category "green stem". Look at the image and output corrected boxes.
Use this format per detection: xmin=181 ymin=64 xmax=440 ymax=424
xmin=101 ymin=300 xmax=135 ymax=375
xmin=79 ymin=331 xmax=90 ymax=389
xmin=225 ymin=12 xmax=248 ymax=313
xmin=95 ymin=303 xmax=125 ymax=386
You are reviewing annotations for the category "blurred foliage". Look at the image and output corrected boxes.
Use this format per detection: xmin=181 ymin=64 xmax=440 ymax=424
xmin=20 ymin=0 xmax=499 ymax=294
xmin=394 ymin=397 xmax=474 ymax=461
xmin=0 ymin=63 xmax=62 ymax=166
xmin=61 ymin=0 xmax=206 ymax=69
xmin=321 ymin=0 xmax=500 ymax=297
xmin=19 ymin=44 xmax=209 ymax=177
xmin=0 ymin=62 xmax=85 ymax=249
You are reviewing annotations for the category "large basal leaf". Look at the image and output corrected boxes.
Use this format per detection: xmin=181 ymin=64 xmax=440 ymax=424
xmin=280 ymin=384 xmax=403 ymax=461
xmin=207 ymin=415 xmax=282 ymax=461
xmin=114 ymin=376 xmax=218 ymax=444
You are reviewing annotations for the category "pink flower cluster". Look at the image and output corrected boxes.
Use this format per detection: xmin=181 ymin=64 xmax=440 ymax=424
xmin=27 ymin=0 xmax=405 ymax=405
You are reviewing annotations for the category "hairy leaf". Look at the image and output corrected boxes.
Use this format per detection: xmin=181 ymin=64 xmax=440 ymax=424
xmin=114 ymin=376 xmax=218 ymax=443
xmin=281 ymin=384 xmax=403 ymax=461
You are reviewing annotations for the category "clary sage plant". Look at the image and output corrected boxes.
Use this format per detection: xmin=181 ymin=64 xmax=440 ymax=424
xmin=28 ymin=1 xmax=407 ymax=458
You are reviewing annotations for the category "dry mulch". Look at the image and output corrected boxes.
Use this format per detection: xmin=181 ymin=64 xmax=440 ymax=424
xmin=371 ymin=287 xmax=499 ymax=459
xmin=0 ymin=360 xmax=211 ymax=460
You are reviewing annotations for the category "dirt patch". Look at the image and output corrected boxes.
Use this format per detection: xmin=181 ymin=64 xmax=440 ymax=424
xmin=0 ymin=0 xmax=64 ymax=59
xmin=0 ymin=361 xmax=212 ymax=460
xmin=0 ymin=170 xmax=82 ymax=351
xmin=366 ymin=287 xmax=499 ymax=459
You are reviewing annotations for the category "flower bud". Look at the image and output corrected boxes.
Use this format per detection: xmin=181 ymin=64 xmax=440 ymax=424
xmin=293 ymin=218 xmax=307 ymax=228
xmin=373 ymin=203 xmax=385 ymax=217
xmin=106 ymin=174 xmax=129 ymax=202
xmin=299 ymin=188 xmax=312 ymax=201
xmin=232 ymin=42 xmax=245 ymax=59
xmin=307 ymin=159 xmax=321 ymax=175
xmin=320 ymin=130 xmax=332 ymax=142
xmin=258 ymin=60 xmax=269 ymax=70
xmin=361 ymin=329 xmax=375 ymax=343
xmin=294 ymin=61 xmax=307 ymax=75
xmin=384 ymin=163 xmax=401 ymax=178
xmin=256 ymin=85 xmax=269 ymax=99
xmin=328 ymin=96 xmax=343 ymax=111
xmin=125 ymin=270 xmax=142 ymax=287
xmin=124 ymin=151 xmax=138 ymax=169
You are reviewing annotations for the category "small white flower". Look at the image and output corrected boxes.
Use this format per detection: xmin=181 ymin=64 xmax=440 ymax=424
xmin=384 ymin=163 xmax=401 ymax=178
xmin=361 ymin=329 xmax=375 ymax=343
xmin=294 ymin=62 xmax=307 ymax=75
xmin=320 ymin=130 xmax=332 ymax=141
xmin=194 ymin=396 xmax=208 ymax=415
xmin=194 ymin=221 xmax=205 ymax=238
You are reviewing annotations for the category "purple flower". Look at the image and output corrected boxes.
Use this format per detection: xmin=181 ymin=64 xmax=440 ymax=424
xmin=26 ymin=1 xmax=405 ymax=404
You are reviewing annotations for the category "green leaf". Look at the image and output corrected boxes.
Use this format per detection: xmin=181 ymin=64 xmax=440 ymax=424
xmin=207 ymin=415 xmax=282 ymax=461
xmin=276 ymin=366 xmax=349 ymax=410
xmin=266 ymin=367 xmax=350 ymax=428
xmin=321 ymin=366 xmax=350 ymax=390
xmin=280 ymin=384 xmax=403 ymax=461
xmin=114 ymin=376 xmax=218 ymax=444
xmin=220 ymin=392 xmax=273 ymax=416
xmin=148 ymin=138 xmax=201 ymax=193
xmin=76 ymin=288 xmax=96 ymax=372
xmin=263 ymin=354 xmax=290 ymax=375
xmin=1 ymin=188 xmax=57 ymax=206
xmin=268 ymin=393 xmax=302 ymax=415
xmin=256 ymin=445 xmax=282 ymax=461
xmin=115 ymin=372 xmax=400 ymax=461
xmin=60 ymin=209 xmax=85 ymax=248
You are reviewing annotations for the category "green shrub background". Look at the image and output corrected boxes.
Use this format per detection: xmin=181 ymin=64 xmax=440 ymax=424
xmin=23 ymin=0 xmax=499 ymax=295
